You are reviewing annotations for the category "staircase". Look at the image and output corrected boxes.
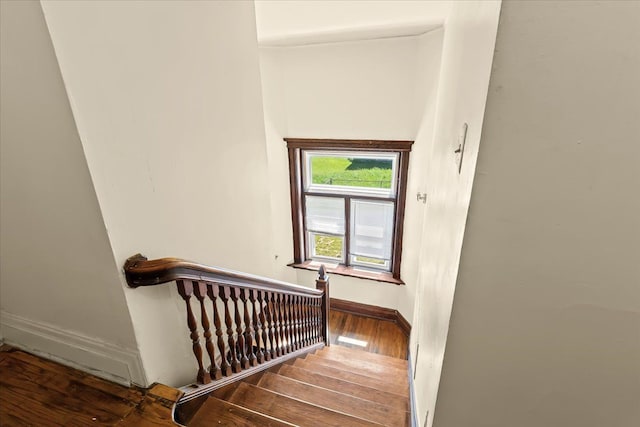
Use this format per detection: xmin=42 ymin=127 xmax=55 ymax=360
xmin=183 ymin=344 xmax=410 ymax=426
xmin=124 ymin=255 xmax=410 ymax=426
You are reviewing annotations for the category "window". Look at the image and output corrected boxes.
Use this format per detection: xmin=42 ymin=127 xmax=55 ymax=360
xmin=286 ymin=138 xmax=413 ymax=284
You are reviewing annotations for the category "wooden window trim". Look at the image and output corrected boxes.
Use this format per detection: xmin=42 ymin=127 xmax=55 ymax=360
xmin=288 ymin=260 xmax=405 ymax=285
xmin=285 ymin=138 xmax=413 ymax=284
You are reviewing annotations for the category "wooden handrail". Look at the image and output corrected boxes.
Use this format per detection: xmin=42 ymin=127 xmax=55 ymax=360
xmin=124 ymin=254 xmax=329 ymax=402
xmin=124 ymin=254 xmax=323 ymax=297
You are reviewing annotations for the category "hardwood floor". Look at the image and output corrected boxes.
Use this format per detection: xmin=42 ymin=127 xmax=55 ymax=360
xmin=329 ymin=309 xmax=409 ymax=360
xmin=0 ymin=309 xmax=408 ymax=426
xmin=0 ymin=347 xmax=180 ymax=426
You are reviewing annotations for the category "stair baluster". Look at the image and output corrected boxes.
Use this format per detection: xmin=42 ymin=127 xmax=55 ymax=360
xmin=314 ymin=297 xmax=322 ymax=343
xmin=281 ymin=293 xmax=292 ymax=354
xmin=177 ymin=280 xmax=209 ymax=384
xmin=306 ymin=296 xmax=313 ymax=345
xmin=290 ymin=294 xmax=298 ymax=351
xmin=283 ymin=294 xmax=293 ymax=353
xmin=302 ymin=296 xmax=309 ymax=345
xmin=294 ymin=296 xmax=301 ymax=349
xmin=265 ymin=291 xmax=278 ymax=359
xmin=221 ymin=286 xmax=241 ymax=373
xmin=295 ymin=295 xmax=303 ymax=350
xmin=307 ymin=296 xmax=316 ymax=344
xmin=193 ymin=281 xmax=222 ymax=381
xmin=301 ymin=296 xmax=308 ymax=347
xmin=257 ymin=291 xmax=271 ymax=361
xmin=273 ymin=292 xmax=284 ymax=357
xmin=231 ymin=287 xmax=250 ymax=369
xmin=207 ymin=284 xmax=232 ymax=377
xmin=288 ymin=294 xmax=296 ymax=352
xmin=250 ymin=289 xmax=266 ymax=363
xmin=240 ymin=289 xmax=258 ymax=367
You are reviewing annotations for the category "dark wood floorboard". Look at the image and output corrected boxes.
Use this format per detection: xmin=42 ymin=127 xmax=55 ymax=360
xmin=0 ymin=347 xmax=179 ymax=427
xmin=328 ymin=309 xmax=408 ymax=359
xmin=0 ymin=309 xmax=408 ymax=426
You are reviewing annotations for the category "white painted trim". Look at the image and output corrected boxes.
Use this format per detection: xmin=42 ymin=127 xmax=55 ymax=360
xmin=0 ymin=311 xmax=147 ymax=387
xmin=408 ymin=348 xmax=419 ymax=427
xmin=259 ymin=22 xmax=443 ymax=47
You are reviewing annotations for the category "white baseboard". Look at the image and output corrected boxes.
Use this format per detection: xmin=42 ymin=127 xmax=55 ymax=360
xmin=0 ymin=310 xmax=147 ymax=387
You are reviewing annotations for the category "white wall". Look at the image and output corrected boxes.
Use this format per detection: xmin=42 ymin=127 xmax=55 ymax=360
xmin=258 ymin=33 xmax=444 ymax=319
xmin=0 ymin=0 xmax=143 ymax=385
xmin=256 ymin=17 xmax=501 ymax=419
xmin=40 ymin=0 xmax=277 ymax=386
xmin=397 ymin=28 xmax=445 ymax=321
xmin=409 ymin=2 xmax=501 ymax=426
xmin=435 ymin=1 xmax=640 ymax=426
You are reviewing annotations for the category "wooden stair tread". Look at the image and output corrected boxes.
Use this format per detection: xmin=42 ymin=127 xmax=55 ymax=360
xmin=257 ymin=372 xmax=408 ymax=426
xmin=277 ymin=364 xmax=410 ymax=412
xmin=304 ymin=353 xmax=409 ymax=387
xmin=320 ymin=344 xmax=408 ymax=369
xmin=227 ymin=382 xmax=381 ymax=427
xmin=189 ymin=396 xmax=296 ymax=427
xmin=293 ymin=358 xmax=408 ymax=396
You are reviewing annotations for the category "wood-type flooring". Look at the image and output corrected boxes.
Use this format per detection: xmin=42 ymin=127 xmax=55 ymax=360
xmin=0 ymin=310 xmax=408 ymax=425
xmin=329 ymin=309 xmax=408 ymax=359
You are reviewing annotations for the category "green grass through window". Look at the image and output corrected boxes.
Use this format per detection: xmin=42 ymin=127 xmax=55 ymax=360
xmin=311 ymin=157 xmax=392 ymax=189
xmin=353 ymin=256 xmax=386 ymax=266
xmin=314 ymin=234 xmax=343 ymax=259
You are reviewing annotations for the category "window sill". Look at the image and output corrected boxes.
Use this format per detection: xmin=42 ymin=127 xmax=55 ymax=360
xmin=288 ymin=261 xmax=405 ymax=285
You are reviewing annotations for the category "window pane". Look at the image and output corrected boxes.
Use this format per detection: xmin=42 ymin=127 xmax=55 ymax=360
xmin=311 ymin=233 xmax=344 ymax=260
xmin=308 ymin=153 xmax=396 ymax=194
xmin=350 ymin=255 xmax=391 ymax=271
xmin=350 ymin=199 xmax=394 ymax=260
xmin=353 ymin=256 xmax=387 ymax=266
xmin=305 ymin=196 xmax=345 ymax=234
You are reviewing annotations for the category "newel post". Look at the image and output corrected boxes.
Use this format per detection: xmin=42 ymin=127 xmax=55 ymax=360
xmin=315 ymin=265 xmax=330 ymax=346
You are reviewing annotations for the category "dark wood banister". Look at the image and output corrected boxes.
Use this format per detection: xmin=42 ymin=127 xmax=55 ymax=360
xmin=124 ymin=254 xmax=323 ymax=297
xmin=123 ymin=254 xmax=330 ymax=402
